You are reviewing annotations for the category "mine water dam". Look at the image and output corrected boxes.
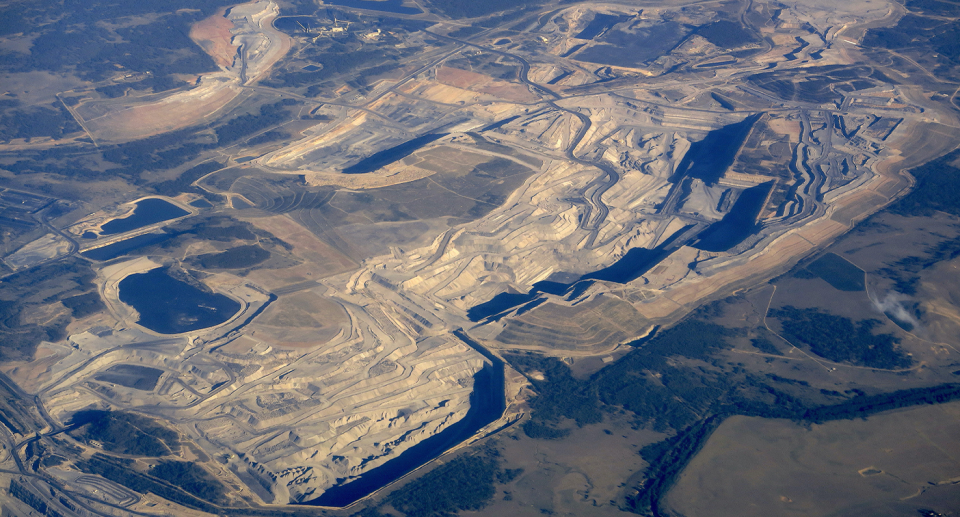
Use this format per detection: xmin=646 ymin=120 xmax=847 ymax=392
xmin=118 ymin=268 xmax=240 ymax=334
xmin=306 ymin=333 xmax=505 ymax=508
xmin=82 ymin=232 xmax=177 ymax=261
xmin=99 ymin=198 xmax=188 ymax=236
xmin=94 ymin=364 xmax=164 ymax=391
xmin=575 ymin=21 xmax=687 ymax=67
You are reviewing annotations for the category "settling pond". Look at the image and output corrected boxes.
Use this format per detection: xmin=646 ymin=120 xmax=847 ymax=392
xmin=118 ymin=268 xmax=240 ymax=334
xmin=94 ymin=364 xmax=164 ymax=391
xmin=100 ymin=198 xmax=189 ymax=236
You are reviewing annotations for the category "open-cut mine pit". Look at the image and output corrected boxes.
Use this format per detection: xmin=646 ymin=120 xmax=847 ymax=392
xmin=3 ymin=0 xmax=960 ymax=514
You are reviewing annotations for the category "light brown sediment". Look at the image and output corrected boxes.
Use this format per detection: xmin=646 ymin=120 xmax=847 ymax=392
xmin=189 ymin=7 xmax=239 ymax=69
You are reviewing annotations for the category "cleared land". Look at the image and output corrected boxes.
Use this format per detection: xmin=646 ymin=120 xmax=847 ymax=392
xmin=189 ymin=8 xmax=239 ymax=69
xmin=75 ymin=1 xmax=291 ymax=143
xmin=666 ymin=402 xmax=960 ymax=516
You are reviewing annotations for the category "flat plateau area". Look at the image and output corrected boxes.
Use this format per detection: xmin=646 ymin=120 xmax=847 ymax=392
xmin=667 ymin=401 xmax=960 ymax=516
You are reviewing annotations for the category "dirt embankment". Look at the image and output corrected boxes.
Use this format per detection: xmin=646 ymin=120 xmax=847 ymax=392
xmin=189 ymin=8 xmax=239 ymax=69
